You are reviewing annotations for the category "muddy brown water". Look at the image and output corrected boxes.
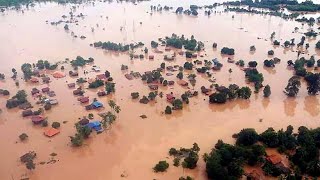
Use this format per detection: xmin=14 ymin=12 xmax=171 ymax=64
xmin=1 ymin=0 xmax=320 ymax=179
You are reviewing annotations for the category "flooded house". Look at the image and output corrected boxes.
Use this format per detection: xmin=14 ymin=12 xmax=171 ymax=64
xmin=22 ymin=110 xmax=33 ymax=117
xmin=31 ymin=115 xmax=45 ymax=124
xmin=78 ymin=96 xmax=89 ymax=103
xmin=41 ymin=87 xmax=50 ymax=93
xmin=177 ymin=80 xmax=188 ymax=86
xmin=67 ymin=83 xmax=76 ymax=88
xmin=148 ymin=84 xmax=158 ymax=90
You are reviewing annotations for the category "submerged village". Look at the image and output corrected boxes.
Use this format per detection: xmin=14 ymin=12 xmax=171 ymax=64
xmin=3 ymin=0 xmax=320 ymax=179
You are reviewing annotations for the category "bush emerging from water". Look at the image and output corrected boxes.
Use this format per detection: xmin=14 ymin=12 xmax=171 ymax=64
xmin=153 ymin=161 xmax=169 ymax=172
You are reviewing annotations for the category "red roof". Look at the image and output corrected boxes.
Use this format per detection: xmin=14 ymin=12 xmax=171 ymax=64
xmin=30 ymin=77 xmax=39 ymax=83
xmin=78 ymin=96 xmax=89 ymax=103
xmin=267 ymin=155 xmax=282 ymax=165
xmin=96 ymin=74 xmax=106 ymax=80
xmin=44 ymin=128 xmax=60 ymax=137
xmin=42 ymin=87 xmax=50 ymax=93
xmin=31 ymin=115 xmax=45 ymax=124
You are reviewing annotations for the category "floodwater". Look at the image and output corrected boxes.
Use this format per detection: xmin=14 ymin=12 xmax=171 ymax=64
xmin=1 ymin=0 xmax=320 ymax=179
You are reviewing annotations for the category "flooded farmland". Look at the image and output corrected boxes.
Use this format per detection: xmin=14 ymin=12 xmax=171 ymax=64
xmin=1 ymin=0 xmax=320 ymax=179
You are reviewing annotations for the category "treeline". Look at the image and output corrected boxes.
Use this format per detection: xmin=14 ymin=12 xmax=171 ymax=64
xmin=93 ymin=41 xmax=144 ymax=52
xmin=0 ymin=0 xmax=85 ymax=7
xmin=163 ymin=34 xmax=204 ymax=51
xmin=225 ymin=0 xmax=320 ymax=12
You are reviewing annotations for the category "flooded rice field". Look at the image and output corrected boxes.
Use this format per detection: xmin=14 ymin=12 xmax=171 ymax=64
xmin=1 ymin=0 xmax=320 ymax=179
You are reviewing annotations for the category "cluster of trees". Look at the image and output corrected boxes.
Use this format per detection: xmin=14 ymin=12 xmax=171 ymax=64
xmin=153 ymin=161 xmax=169 ymax=172
xmin=0 ymin=89 xmax=10 ymax=96
xmin=141 ymin=70 xmax=162 ymax=83
xmin=264 ymin=58 xmax=280 ymax=68
xmin=168 ymin=143 xmax=200 ymax=169
xmin=205 ymin=125 xmax=320 ymax=178
xmin=204 ymin=132 xmax=265 ymax=179
xmin=105 ymin=82 xmax=115 ymax=94
xmin=220 ymin=47 xmax=235 ymax=55
xmin=209 ymin=84 xmax=251 ymax=104
xmin=35 ymin=60 xmax=57 ymax=70
xmin=93 ymin=41 xmax=144 ymax=52
xmin=21 ymin=63 xmax=33 ymax=80
xmin=245 ymin=68 xmax=264 ymax=92
xmin=20 ymin=151 xmax=36 ymax=171
xmin=6 ymin=90 xmax=28 ymax=109
xmin=88 ymin=79 xmax=104 ymax=89
xmin=225 ymin=0 xmax=320 ymax=12
xmin=70 ymin=123 xmax=92 ymax=147
xmin=165 ymin=34 xmax=204 ymax=51
xmin=227 ymin=7 xmax=299 ymax=20
xmin=70 ymin=56 xmax=94 ymax=67
xmin=151 ymin=40 xmax=158 ymax=48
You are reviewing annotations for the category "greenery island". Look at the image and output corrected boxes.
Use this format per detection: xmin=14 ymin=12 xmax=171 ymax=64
xmin=154 ymin=125 xmax=320 ymax=179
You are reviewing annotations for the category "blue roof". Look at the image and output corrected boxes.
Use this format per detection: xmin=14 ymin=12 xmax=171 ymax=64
xmin=92 ymin=101 xmax=103 ymax=108
xmin=86 ymin=121 xmax=101 ymax=128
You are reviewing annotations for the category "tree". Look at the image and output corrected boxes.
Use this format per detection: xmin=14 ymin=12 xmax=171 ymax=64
xmin=183 ymin=150 xmax=199 ymax=169
xmin=263 ymin=85 xmax=271 ymax=97
xmin=70 ymin=133 xmax=83 ymax=147
xmin=221 ymin=47 xmax=235 ymax=55
xmin=250 ymin=45 xmax=256 ymax=51
xmin=104 ymin=70 xmax=111 ymax=78
xmin=268 ymin=50 xmax=274 ymax=56
xmin=304 ymin=72 xmax=320 ymax=95
xmin=160 ymin=62 xmax=165 ymax=69
xmin=236 ymin=128 xmax=259 ymax=146
xmin=131 ymin=92 xmax=139 ymax=99
xmin=148 ymin=91 xmax=157 ymax=100
xmin=183 ymin=62 xmax=193 ymax=70
xmin=151 ymin=41 xmax=159 ymax=48
xmin=209 ymin=92 xmax=227 ymax=104
xmin=52 ymin=122 xmax=60 ymax=128
xmin=105 ymin=82 xmax=115 ymax=94
xmin=108 ymin=100 xmax=116 ymax=111
xmin=260 ymin=128 xmax=279 ymax=147
xmin=172 ymin=99 xmax=183 ymax=110
xmin=153 ymin=161 xmax=169 ymax=172
xmin=270 ymin=32 xmax=275 ymax=39
xmin=177 ymin=71 xmax=183 ymax=79
xmin=165 ymin=106 xmax=172 ymax=114
xmin=316 ymin=41 xmax=320 ymax=49
xmin=19 ymin=133 xmax=28 ymax=141
xmin=284 ymin=76 xmax=301 ymax=97
xmin=248 ymin=61 xmax=258 ymax=68
xmin=144 ymin=47 xmax=148 ymax=53
xmin=237 ymin=87 xmax=251 ymax=99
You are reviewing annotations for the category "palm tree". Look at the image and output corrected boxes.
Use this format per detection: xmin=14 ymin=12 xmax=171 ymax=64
xmin=114 ymin=105 xmax=121 ymax=117
xmin=108 ymin=100 xmax=116 ymax=111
